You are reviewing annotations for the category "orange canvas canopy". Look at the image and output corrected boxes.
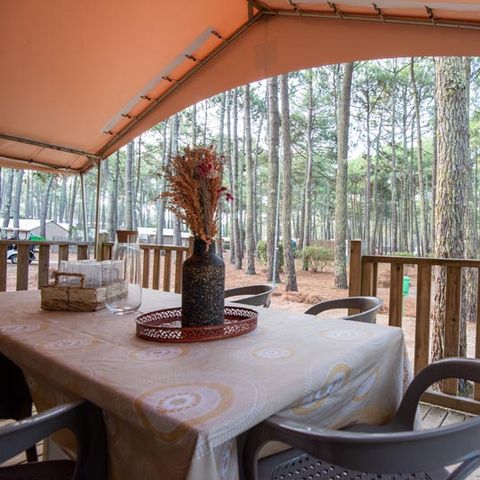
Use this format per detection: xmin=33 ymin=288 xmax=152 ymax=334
xmin=2 ymin=0 xmax=480 ymax=174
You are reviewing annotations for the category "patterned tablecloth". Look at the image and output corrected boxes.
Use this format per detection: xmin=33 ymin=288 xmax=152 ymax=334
xmin=0 ymin=289 xmax=409 ymax=480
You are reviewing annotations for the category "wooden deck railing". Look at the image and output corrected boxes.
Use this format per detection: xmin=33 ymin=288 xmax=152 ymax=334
xmin=101 ymin=240 xmax=193 ymax=294
xmin=349 ymin=239 xmax=480 ymax=414
xmin=0 ymin=238 xmax=193 ymax=294
xmin=0 ymin=239 xmax=94 ymax=292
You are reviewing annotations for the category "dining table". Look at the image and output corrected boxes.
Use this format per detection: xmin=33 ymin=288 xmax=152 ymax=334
xmin=0 ymin=289 xmax=410 ymax=480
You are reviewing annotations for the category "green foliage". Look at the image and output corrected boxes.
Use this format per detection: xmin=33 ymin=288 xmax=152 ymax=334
xmin=256 ymin=240 xmax=284 ymax=270
xmin=301 ymin=246 xmax=333 ymax=272
xmin=393 ymin=251 xmax=415 ymax=257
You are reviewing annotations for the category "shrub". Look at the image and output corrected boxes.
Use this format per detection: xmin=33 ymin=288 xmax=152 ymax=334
xmin=301 ymin=246 xmax=333 ymax=272
xmin=256 ymin=240 xmax=284 ymax=270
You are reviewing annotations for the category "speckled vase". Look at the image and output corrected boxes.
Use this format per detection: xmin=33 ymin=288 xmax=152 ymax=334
xmin=181 ymin=238 xmax=225 ymax=327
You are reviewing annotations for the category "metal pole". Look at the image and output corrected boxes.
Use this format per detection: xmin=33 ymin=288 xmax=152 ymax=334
xmin=94 ymin=160 xmax=102 ymax=259
xmin=80 ymin=172 xmax=88 ymax=243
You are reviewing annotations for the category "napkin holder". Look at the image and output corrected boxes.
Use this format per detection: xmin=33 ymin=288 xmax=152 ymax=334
xmin=41 ymin=271 xmax=126 ymax=312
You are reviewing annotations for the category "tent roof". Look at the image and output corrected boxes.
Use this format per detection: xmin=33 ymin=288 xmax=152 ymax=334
xmin=2 ymin=0 xmax=480 ymax=174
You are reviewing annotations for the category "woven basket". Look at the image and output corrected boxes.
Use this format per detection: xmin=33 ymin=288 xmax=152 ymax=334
xmin=41 ymin=271 xmax=126 ymax=312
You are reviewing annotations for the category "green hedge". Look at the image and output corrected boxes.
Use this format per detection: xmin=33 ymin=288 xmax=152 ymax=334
xmin=301 ymin=246 xmax=333 ymax=272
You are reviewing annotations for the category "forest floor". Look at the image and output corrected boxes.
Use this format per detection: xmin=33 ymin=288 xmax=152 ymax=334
xmin=5 ymin=254 xmax=477 ymax=364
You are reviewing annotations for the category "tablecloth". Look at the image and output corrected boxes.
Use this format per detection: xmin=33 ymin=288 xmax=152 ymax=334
xmin=0 ymin=290 xmax=409 ymax=480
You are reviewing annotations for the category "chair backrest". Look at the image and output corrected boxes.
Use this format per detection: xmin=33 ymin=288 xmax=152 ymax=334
xmin=0 ymin=401 xmax=108 ymax=480
xmin=304 ymin=296 xmax=383 ymax=323
xmin=225 ymin=284 xmax=274 ymax=307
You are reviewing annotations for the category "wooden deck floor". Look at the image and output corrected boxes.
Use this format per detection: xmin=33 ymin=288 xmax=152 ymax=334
xmin=1 ymin=404 xmax=478 ymax=474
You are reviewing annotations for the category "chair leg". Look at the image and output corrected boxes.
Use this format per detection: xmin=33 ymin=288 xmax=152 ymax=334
xmin=25 ymin=445 xmax=38 ymax=463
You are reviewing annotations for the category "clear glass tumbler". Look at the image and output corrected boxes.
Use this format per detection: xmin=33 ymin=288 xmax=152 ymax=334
xmin=106 ymin=230 xmax=142 ymax=314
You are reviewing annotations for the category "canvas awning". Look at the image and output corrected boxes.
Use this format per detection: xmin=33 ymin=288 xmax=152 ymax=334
xmin=2 ymin=0 xmax=480 ymax=174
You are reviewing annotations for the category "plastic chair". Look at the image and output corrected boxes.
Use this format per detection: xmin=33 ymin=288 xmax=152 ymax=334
xmin=304 ymin=296 xmax=383 ymax=323
xmin=243 ymin=358 xmax=480 ymax=480
xmin=225 ymin=285 xmax=274 ymax=308
xmin=0 ymin=353 xmax=37 ymax=462
xmin=0 ymin=400 xmax=108 ymax=480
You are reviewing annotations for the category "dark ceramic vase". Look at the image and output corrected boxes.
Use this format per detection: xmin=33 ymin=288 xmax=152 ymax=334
xmin=181 ymin=238 xmax=225 ymax=327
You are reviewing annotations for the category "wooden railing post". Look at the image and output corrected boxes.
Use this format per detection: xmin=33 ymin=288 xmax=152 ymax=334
xmin=58 ymin=244 xmax=69 ymax=269
xmin=77 ymin=244 xmax=89 ymax=260
xmin=349 ymin=240 xmax=362 ymax=298
xmin=414 ymin=263 xmax=432 ymax=375
xmin=175 ymin=250 xmax=184 ymax=293
xmin=188 ymin=236 xmax=194 ymax=257
xmin=97 ymin=233 xmax=109 ymax=260
xmin=389 ymin=263 xmax=404 ymax=327
xmin=0 ymin=244 xmax=7 ymax=291
xmin=443 ymin=266 xmax=462 ymax=395
xmin=142 ymin=248 xmax=150 ymax=288
xmin=361 ymin=261 xmax=374 ymax=296
xmin=152 ymin=248 xmax=161 ymax=290
xmin=16 ymin=244 xmax=30 ymax=291
xmin=38 ymin=244 xmax=51 ymax=288
xmin=475 ymin=267 xmax=480 ymax=400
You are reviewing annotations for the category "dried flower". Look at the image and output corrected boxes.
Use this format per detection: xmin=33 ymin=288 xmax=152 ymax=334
xmin=160 ymin=146 xmax=231 ymax=245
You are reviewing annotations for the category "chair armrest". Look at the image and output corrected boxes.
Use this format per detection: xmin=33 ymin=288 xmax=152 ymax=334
xmin=0 ymin=401 xmax=86 ymax=463
xmin=246 ymin=413 xmax=480 ymax=475
xmin=393 ymin=358 xmax=480 ymax=429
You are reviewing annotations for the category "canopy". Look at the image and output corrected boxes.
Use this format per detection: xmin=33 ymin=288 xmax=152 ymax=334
xmin=2 ymin=0 xmax=480 ymax=174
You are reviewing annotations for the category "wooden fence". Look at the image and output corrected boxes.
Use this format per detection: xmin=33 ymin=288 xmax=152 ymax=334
xmin=101 ymin=241 xmax=192 ymax=293
xmin=349 ymin=239 xmax=480 ymax=414
xmin=0 ymin=238 xmax=193 ymax=294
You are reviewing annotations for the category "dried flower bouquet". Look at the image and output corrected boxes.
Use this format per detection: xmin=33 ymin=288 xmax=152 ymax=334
xmin=161 ymin=146 xmax=232 ymax=245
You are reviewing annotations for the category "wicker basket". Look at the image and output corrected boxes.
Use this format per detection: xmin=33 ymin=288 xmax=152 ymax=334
xmin=41 ymin=271 xmax=126 ymax=312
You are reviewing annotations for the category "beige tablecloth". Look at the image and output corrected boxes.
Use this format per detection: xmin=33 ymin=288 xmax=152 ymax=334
xmin=0 ymin=290 xmax=409 ymax=480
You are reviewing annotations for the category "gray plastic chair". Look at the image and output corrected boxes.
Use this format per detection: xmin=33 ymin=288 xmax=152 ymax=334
xmin=225 ymin=285 xmax=274 ymax=308
xmin=243 ymin=358 xmax=480 ymax=480
xmin=304 ymin=296 xmax=383 ymax=323
xmin=0 ymin=400 xmax=108 ymax=480
xmin=0 ymin=353 xmax=37 ymax=463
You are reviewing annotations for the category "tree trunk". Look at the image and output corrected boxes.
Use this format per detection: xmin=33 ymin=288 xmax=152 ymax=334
xmin=232 ymin=88 xmax=242 ymax=269
xmin=216 ymin=92 xmax=226 ymax=258
xmin=244 ymin=84 xmax=256 ymax=275
xmin=40 ymin=176 xmax=54 ymax=238
xmin=107 ymin=152 xmax=119 ymax=241
xmin=58 ymin=176 xmax=67 ymax=223
xmin=68 ymin=176 xmax=78 ymax=240
xmin=391 ymin=61 xmax=399 ymax=253
xmin=301 ymin=71 xmax=314 ymax=257
xmin=462 ymin=58 xmax=477 ymax=326
xmin=280 ymin=74 xmax=298 ymax=291
xmin=410 ymin=58 xmax=430 ymax=254
xmin=334 ymin=63 xmax=353 ymax=289
xmin=267 ymin=77 xmax=281 ymax=283
xmin=12 ymin=170 xmax=24 ymax=233
xmin=1 ymin=169 xmax=14 ymax=238
xmin=171 ymin=113 xmax=182 ymax=245
xmin=364 ymin=81 xmax=372 ymax=253
xmin=125 ymin=142 xmax=134 ymax=230
xmin=226 ymin=92 xmax=236 ymax=264
xmin=133 ymin=135 xmax=142 ymax=230
xmin=156 ymin=123 xmax=168 ymax=244
xmin=191 ymin=104 xmax=197 ymax=146
xmin=431 ymin=57 xmax=469 ymax=364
